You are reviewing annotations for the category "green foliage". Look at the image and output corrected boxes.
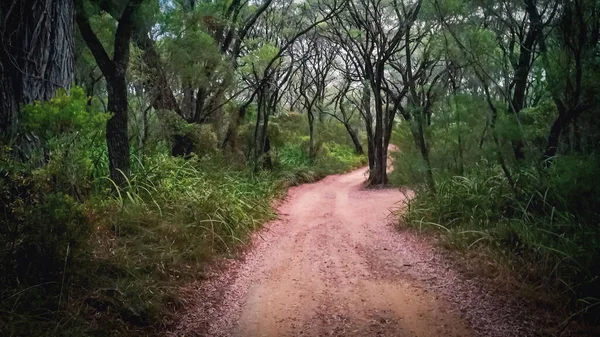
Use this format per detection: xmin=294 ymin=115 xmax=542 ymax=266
xmin=77 ymin=154 xmax=279 ymax=333
xmin=317 ymin=142 xmax=366 ymax=174
xmin=401 ymin=157 xmax=600 ymax=321
xmin=19 ymin=87 xmax=109 ymax=196
xmin=391 ymin=82 xmax=600 ymax=323
xmin=21 ymin=88 xmax=107 ymax=137
xmin=272 ymin=112 xmax=367 ymax=176
xmin=240 ymin=42 xmax=281 ymax=74
xmin=0 ymin=82 xmax=367 ymax=335
xmin=159 ymin=110 xmax=218 ymax=157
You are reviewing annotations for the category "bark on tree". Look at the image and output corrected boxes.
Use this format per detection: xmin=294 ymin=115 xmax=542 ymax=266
xmin=0 ymin=0 xmax=74 ymax=136
xmin=526 ymin=0 xmax=594 ymax=165
xmin=362 ymin=82 xmax=375 ymax=173
xmin=76 ymin=0 xmax=141 ymax=186
xmin=336 ymin=92 xmax=364 ymax=155
xmin=507 ymin=25 xmax=537 ymax=161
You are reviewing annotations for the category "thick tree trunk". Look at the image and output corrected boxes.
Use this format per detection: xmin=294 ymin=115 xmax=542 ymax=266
xmin=370 ymin=87 xmax=387 ymax=186
xmin=106 ymin=75 xmax=131 ymax=184
xmin=0 ymin=0 xmax=74 ymax=135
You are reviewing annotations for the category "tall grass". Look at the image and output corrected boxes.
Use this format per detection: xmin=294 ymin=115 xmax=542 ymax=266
xmin=80 ymin=143 xmax=365 ymax=335
xmin=401 ymin=158 xmax=600 ymax=324
xmin=77 ymin=154 xmax=285 ymax=334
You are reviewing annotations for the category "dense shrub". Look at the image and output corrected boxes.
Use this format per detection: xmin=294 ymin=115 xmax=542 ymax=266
xmin=401 ymin=158 xmax=600 ymax=322
xmin=390 ymin=91 xmax=600 ymax=325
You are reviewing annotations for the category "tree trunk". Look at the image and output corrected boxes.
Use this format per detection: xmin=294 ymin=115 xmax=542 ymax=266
xmin=345 ymin=125 xmax=364 ymax=155
xmin=0 ymin=0 xmax=74 ymax=135
xmin=543 ymin=108 xmax=578 ymax=163
xmin=338 ymin=96 xmax=364 ymax=155
xmin=308 ymin=109 xmax=315 ymax=159
xmin=362 ymin=83 xmax=375 ymax=172
xmin=134 ymin=33 xmax=182 ymax=115
xmin=370 ymin=86 xmax=387 ymax=186
xmin=132 ymin=31 xmax=198 ymax=157
xmin=106 ymin=75 xmax=131 ymax=184
xmin=76 ymin=0 xmax=140 ymax=186
xmin=507 ymin=27 xmax=537 ymax=161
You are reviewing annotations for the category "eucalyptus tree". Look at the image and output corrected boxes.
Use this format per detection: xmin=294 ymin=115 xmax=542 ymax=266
xmin=326 ymin=75 xmax=365 ymax=155
xmin=224 ymin=0 xmax=345 ymax=165
xmin=433 ymin=0 xmax=563 ymax=161
xmin=0 ymin=0 xmax=74 ymax=136
xmin=386 ymin=2 xmax=449 ymax=191
xmin=293 ymin=32 xmax=336 ymax=158
xmin=475 ymin=0 xmax=556 ymax=160
xmin=326 ymin=0 xmax=423 ymax=185
xmin=127 ymin=0 xmax=275 ymax=156
xmin=75 ymin=0 xmax=144 ymax=186
xmin=528 ymin=0 xmax=600 ymax=162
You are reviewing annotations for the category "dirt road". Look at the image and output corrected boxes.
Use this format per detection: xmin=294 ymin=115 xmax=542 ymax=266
xmin=171 ymin=168 xmax=532 ymax=337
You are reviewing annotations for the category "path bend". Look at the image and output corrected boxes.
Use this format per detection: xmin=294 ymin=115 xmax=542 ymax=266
xmin=171 ymin=167 xmax=532 ymax=337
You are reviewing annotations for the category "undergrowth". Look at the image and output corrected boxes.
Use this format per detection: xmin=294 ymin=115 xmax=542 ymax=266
xmin=398 ymin=156 xmax=600 ymax=327
xmin=388 ymin=103 xmax=600 ymax=332
xmin=0 ymin=90 xmax=366 ymax=336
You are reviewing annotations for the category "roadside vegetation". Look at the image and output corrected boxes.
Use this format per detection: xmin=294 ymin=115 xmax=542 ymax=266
xmin=0 ymin=89 xmax=365 ymax=336
xmin=390 ymin=17 xmax=600 ymax=330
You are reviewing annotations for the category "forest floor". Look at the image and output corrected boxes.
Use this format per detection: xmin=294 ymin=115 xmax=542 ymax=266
xmin=168 ymin=163 xmax=546 ymax=337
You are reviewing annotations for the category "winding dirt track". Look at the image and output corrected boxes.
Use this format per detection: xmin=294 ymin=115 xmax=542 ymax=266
xmin=171 ymin=167 xmax=533 ymax=337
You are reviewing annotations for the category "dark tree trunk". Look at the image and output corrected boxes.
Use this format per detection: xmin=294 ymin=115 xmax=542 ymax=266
xmin=106 ymin=74 xmax=131 ymax=183
xmin=308 ymin=109 xmax=315 ymax=159
xmin=362 ymin=83 xmax=375 ymax=172
xmin=76 ymin=0 xmax=141 ymax=186
xmin=0 ymin=0 xmax=74 ymax=135
xmin=370 ymin=86 xmax=387 ymax=186
xmin=543 ymin=107 xmax=579 ymax=163
xmin=367 ymin=57 xmax=390 ymax=187
xmin=507 ymin=25 xmax=537 ymax=161
xmin=345 ymin=125 xmax=364 ymax=155
xmin=526 ymin=0 xmax=589 ymax=166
